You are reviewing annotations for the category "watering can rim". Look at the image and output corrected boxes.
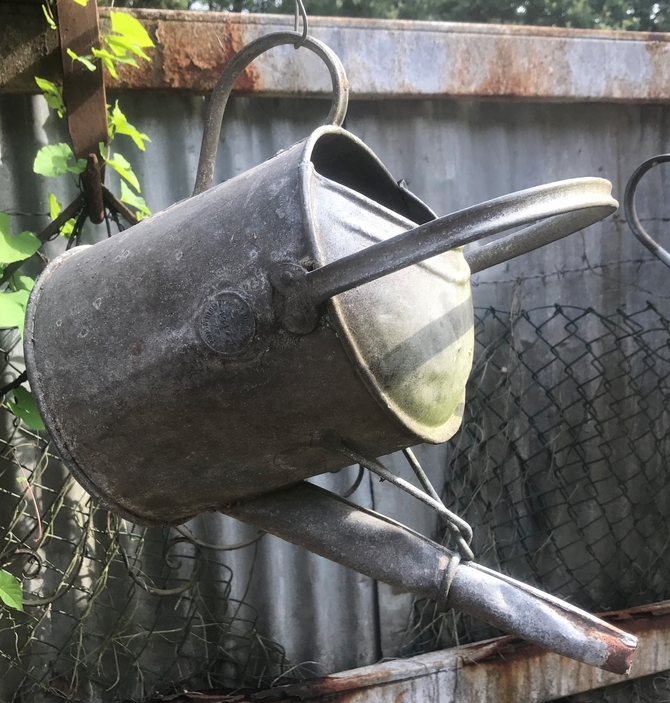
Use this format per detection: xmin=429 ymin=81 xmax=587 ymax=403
xmin=298 ymin=125 xmax=473 ymax=444
xmin=293 ymin=124 xmax=619 ymax=443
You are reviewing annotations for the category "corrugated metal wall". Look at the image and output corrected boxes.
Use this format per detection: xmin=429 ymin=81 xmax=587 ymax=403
xmin=2 ymin=87 xmax=670 ymax=687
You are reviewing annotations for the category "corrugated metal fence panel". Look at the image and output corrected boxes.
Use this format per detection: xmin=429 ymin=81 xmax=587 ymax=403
xmin=2 ymin=90 xmax=670 ymax=688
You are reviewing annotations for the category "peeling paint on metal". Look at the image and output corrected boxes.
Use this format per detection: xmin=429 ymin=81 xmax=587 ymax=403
xmin=5 ymin=6 xmax=670 ymax=102
xmin=252 ymin=600 xmax=670 ymax=703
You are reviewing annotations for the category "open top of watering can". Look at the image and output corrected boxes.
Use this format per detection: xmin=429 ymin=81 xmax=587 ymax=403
xmin=278 ymin=125 xmax=474 ymax=443
xmin=23 ymin=10 xmax=636 ymax=677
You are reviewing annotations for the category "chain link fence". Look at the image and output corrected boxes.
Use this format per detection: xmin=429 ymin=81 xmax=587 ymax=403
xmin=402 ymin=303 xmax=670 ymax=701
xmin=1 ymin=303 xmax=670 ymax=700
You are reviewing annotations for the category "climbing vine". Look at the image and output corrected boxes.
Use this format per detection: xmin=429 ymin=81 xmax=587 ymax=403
xmin=0 ymin=0 xmax=155 ymax=611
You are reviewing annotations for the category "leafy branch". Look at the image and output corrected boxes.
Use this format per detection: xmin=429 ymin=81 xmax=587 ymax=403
xmin=0 ymin=2 xmax=157 ymax=612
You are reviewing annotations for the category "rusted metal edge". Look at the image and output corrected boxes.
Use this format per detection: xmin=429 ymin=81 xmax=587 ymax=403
xmin=4 ymin=6 xmax=670 ymax=102
xmin=251 ymin=600 xmax=670 ymax=703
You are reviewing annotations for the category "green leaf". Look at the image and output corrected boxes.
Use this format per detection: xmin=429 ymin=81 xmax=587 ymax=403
xmin=48 ymin=195 xmax=75 ymax=237
xmin=10 ymin=275 xmax=35 ymax=293
xmin=34 ymin=143 xmax=86 ymax=178
xmin=66 ymin=48 xmax=96 ymax=72
xmin=48 ymin=193 xmax=61 ymax=220
xmin=0 ymin=290 xmax=30 ymax=336
xmin=0 ymin=570 xmax=23 ymax=612
xmin=0 ymin=215 xmax=40 ymax=265
xmin=35 ymin=77 xmax=65 ymax=117
xmin=60 ymin=219 xmax=76 ymax=238
xmin=8 ymin=388 xmax=44 ymax=431
xmin=108 ymin=102 xmax=150 ymax=151
xmin=91 ymin=48 xmax=118 ymax=79
xmin=91 ymin=48 xmax=138 ymax=79
xmin=105 ymin=34 xmax=150 ymax=61
xmin=41 ymin=4 xmax=57 ymax=31
xmin=110 ymin=11 xmax=154 ymax=48
xmin=120 ymin=180 xmax=151 ymax=217
xmin=103 ymin=151 xmax=140 ymax=192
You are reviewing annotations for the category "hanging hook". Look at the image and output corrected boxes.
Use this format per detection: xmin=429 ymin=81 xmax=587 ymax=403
xmin=294 ymin=0 xmax=309 ymax=48
xmin=624 ymin=154 xmax=670 ymax=269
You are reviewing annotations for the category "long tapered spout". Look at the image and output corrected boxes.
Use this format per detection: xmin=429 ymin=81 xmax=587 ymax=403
xmin=222 ymin=481 xmax=636 ymax=675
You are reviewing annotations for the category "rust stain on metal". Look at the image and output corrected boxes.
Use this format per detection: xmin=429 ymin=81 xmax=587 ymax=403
xmin=450 ymin=34 xmax=565 ymax=98
xmin=392 ymin=689 xmax=408 ymax=703
xmin=600 ymin=600 xmax=670 ymax=633
xmin=56 ymin=0 xmax=108 ymax=160
xmin=247 ymin=601 xmax=670 ymax=702
xmin=156 ymin=19 xmax=261 ymax=92
xmin=461 ymin=635 xmax=545 ymax=667
xmin=98 ymin=13 xmax=262 ymax=93
xmin=6 ymin=6 xmax=670 ymax=102
xmin=252 ymin=667 xmax=400 ymax=702
xmin=460 ymin=600 xmax=670 ymax=670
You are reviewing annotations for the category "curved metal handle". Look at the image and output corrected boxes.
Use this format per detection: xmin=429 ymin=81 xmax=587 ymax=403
xmin=192 ymin=31 xmax=349 ymax=196
xmin=307 ymin=178 xmax=617 ymax=305
xmin=624 ymin=154 xmax=670 ymax=268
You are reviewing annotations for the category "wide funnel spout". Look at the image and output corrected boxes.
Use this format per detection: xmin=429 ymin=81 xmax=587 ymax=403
xmin=223 ymin=482 xmax=636 ymax=675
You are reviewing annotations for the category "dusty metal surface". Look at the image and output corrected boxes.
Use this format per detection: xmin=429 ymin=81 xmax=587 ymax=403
xmin=226 ymin=482 xmax=637 ymax=675
xmin=250 ymin=602 xmax=670 ymax=703
xmin=23 ymin=126 xmax=472 ymax=525
xmin=4 ymin=7 xmax=670 ymax=102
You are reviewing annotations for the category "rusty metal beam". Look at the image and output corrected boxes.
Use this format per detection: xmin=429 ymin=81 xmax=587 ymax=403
xmin=252 ymin=601 xmax=670 ymax=703
xmin=4 ymin=6 xmax=670 ymax=102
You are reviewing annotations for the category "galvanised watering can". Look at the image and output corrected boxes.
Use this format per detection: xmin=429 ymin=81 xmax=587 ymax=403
xmin=24 ymin=29 xmax=636 ymax=673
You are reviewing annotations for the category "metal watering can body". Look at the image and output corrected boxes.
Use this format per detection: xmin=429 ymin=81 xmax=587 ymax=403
xmin=25 ymin=126 xmax=473 ymax=526
xmin=24 ymin=29 xmax=637 ymax=675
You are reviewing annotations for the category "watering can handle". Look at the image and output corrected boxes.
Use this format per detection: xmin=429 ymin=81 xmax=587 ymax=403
xmin=274 ymin=178 xmax=617 ymax=333
xmin=193 ymin=31 xmax=349 ymax=196
xmin=305 ymin=177 xmax=618 ymax=305
xmin=624 ymin=154 xmax=670 ymax=268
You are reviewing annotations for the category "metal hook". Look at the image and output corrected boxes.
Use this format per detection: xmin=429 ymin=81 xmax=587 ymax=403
xmin=294 ymin=0 xmax=309 ymax=47
xmin=193 ymin=31 xmax=348 ymax=196
xmin=624 ymin=154 xmax=670 ymax=269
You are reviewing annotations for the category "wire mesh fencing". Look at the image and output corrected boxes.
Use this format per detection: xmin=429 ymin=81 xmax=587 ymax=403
xmin=401 ymin=303 xmax=670 ymax=701
xmin=2 ymin=303 xmax=670 ymax=701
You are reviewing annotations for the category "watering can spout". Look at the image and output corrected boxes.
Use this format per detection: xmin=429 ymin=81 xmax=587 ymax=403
xmin=223 ymin=481 xmax=637 ymax=675
xmin=450 ymin=562 xmax=637 ymax=675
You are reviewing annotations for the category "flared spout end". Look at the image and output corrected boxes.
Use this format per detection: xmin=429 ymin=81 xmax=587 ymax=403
xmin=449 ymin=562 xmax=637 ymax=675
